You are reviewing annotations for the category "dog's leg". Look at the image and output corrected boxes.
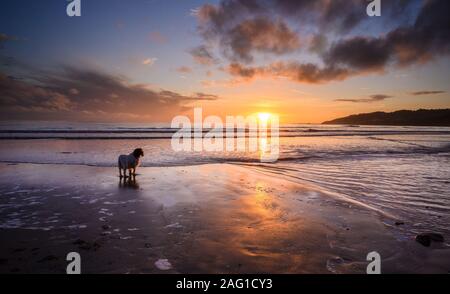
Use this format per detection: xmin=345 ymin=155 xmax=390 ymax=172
xmin=119 ymin=168 xmax=123 ymax=178
xmin=132 ymin=168 xmax=136 ymax=176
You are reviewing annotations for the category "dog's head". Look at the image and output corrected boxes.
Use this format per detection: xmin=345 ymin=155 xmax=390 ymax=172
xmin=133 ymin=148 xmax=144 ymax=159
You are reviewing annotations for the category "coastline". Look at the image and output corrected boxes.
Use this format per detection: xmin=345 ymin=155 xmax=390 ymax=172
xmin=0 ymin=163 xmax=448 ymax=274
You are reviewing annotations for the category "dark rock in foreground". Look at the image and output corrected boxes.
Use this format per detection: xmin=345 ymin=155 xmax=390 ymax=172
xmin=415 ymin=233 xmax=445 ymax=247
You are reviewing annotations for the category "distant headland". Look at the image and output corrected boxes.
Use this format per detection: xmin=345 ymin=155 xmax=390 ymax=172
xmin=323 ymin=109 xmax=450 ymax=126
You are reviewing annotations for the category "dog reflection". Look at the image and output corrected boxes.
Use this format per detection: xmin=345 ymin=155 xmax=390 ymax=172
xmin=119 ymin=175 xmax=139 ymax=189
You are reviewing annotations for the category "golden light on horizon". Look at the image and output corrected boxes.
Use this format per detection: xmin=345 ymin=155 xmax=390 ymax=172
xmin=257 ymin=112 xmax=272 ymax=124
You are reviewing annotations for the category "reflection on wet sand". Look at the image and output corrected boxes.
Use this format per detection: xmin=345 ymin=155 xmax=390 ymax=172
xmin=168 ymin=179 xmax=333 ymax=273
xmin=119 ymin=176 xmax=139 ymax=189
xmin=1 ymin=163 xmax=449 ymax=274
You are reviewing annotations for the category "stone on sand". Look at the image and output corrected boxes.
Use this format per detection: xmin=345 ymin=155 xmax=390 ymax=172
xmin=415 ymin=233 xmax=444 ymax=247
xmin=154 ymin=259 xmax=172 ymax=270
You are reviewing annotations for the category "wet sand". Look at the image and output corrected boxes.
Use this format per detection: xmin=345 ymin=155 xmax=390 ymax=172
xmin=0 ymin=163 xmax=449 ymax=274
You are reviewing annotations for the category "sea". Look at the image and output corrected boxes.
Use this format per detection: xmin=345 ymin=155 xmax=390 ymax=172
xmin=0 ymin=121 xmax=449 ymax=238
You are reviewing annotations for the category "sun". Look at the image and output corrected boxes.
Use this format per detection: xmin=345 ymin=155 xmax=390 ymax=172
xmin=257 ymin=112 xmax=272 ymax=124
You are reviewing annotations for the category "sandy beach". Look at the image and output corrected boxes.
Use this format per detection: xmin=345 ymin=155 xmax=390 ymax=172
xmin=0 ymin=162 xmax=448 ymax=274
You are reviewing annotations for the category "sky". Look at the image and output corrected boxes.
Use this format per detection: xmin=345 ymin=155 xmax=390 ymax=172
xmin=0 ymin=0 xmax=449 ymax=123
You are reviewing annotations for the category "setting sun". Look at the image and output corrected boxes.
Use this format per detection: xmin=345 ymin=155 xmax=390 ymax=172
xmin=257 ymin=112 xmax=272 ymax=124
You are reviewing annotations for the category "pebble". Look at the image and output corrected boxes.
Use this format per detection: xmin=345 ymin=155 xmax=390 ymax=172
xmin=154 ymin=259 xmax=172 ymax=270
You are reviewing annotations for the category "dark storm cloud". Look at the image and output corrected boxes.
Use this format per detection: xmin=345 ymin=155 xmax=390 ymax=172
xmin=335 ymin=94 xmax=393 ymax=103
xmin=308 ymin=0 xmax=413 ymax=31
xmin=325 ymin=0 xmax=450 ymax=71
xmin=196 ymin=1 xmax=298 ymax=63
xmin=196 ymin=0 xmax=418 ymax=61
xmin=218 ymin=17 xmax=300 ymax=63
xmin=273 ymin=0 xmax=368 ymax=32
xmin=196 ymin=0 xmax=371 ymax=38
xmin=195 ymin=0 xmax=449 ymax=84
xmin=0 ymin=66 xmax=219 ymax=121
xmin=324 ymin=37 xmax=391 ymax=71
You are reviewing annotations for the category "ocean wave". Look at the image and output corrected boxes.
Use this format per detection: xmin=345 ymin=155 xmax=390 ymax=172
xmin=1 ymin=130 xmax=450 ymax=140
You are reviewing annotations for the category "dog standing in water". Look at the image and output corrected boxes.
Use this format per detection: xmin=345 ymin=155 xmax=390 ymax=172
xmin=118 ymin=148 xmax=144 ymax=178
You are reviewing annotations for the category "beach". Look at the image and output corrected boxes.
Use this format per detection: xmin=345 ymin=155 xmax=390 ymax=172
xmin=0 ymin=162 xmax=449 ymax=274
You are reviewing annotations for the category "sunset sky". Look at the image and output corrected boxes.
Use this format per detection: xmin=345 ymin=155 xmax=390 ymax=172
xmin=0 ymin=0 xmax=449 ymax=123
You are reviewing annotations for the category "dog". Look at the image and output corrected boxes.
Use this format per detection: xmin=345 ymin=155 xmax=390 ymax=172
xmin=118 ymin=148 xmax=144 ymax=178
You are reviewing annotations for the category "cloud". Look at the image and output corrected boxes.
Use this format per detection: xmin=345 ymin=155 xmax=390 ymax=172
xmin=192 ymin=92 xmax=219 ymax=100
xmin=324 ymin=37 xmax=391 ymax=72
xmin=196 ymin=0 xmax=418 ymax=38
xmin=189 ymin=45 xmax=216 ymax=66
xmin=195 ymin=0 xmax=411 ymax=61
xmin=196 ymin=2 xmax=300 ymax=63
xmin=157 ymin=90 xmax=218 ymax=101
xmin=410 ymin=90 xmax=446 ymax=96
xmin=324 ymin=0 xmax=450 ymax=72
xmin=142 ymin=58 xmax=157 ymax=66
xmin=194 ymin=0 xmax=450 ymax=84
xmin=176 ymin=66 xmax=192 ymax=74
xmin=226 ymin=62 xmax=351 ymax=84
xmin=219 ymin=18 xmax=300 ymax=63
xmin=273 ymin=0 xmax=367 ymax=33
xmin=0 ymin=66 xmax=219 ymax=121
xmin=335 ymin=94 xmax=393 ymax=103
xmin=0 ymin=74 xmax=73 ymax=112
xmin=227 ymin=63 xmax=259 ymax=79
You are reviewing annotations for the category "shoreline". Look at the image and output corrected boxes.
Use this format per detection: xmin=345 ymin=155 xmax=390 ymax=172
xmin=0 ymin=163 xmax=449 ymax=273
